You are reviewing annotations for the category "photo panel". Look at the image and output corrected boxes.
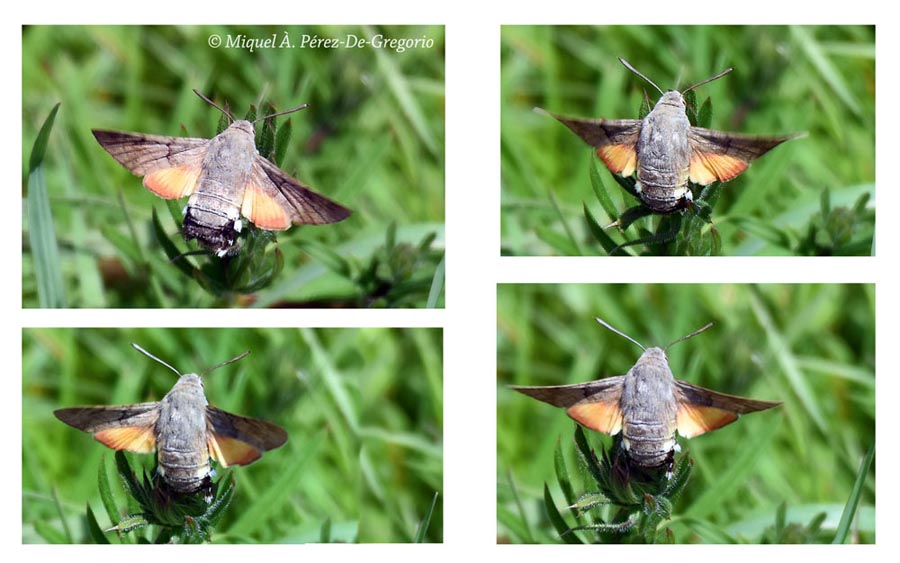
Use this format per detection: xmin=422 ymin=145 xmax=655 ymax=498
xmin=23 ymin=327 xmax=443 ymax=543
xmin=500 ymin=25 xmax=874 ymax=256
xmin=497 ymin=283 xmax=874 ymax=543
xmin=22 ymin=25 xmax=445 ymax=307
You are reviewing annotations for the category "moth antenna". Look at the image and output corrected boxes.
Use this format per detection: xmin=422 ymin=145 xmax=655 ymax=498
xmin=681 ymin=67 xmax=733 ymax=94
xmin=251 ymin=103 xmax=309 ymax=124
xmin=132 ymin=343 xmax=182 ymax=377
xmin=665 ymin=322 xmax=714 ymax=351
xmin=595 ymin=317 xmax=645 ymax=351
xmin=193 ymin=89 xmax=234 ymax=122
xmin=618 ymin=58 xmax=664 ymax=96
xmin=200 ymin=351 xmax=251 ymax=377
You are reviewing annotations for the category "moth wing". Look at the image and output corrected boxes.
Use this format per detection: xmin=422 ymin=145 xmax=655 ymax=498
xmin=54 ymin=403 xmax=160 ymax=453
xmin=674 ymin=379 xmax=781 ymax=438
xmin=687 ymin=127 xmax=798 ymax=185
xmin=512 ymin=376 xmax=626 ymax=435
xmin=91 ymin=130 xmax=209 ymax=199
xmin=539 ymin=109 xmax=641 ymax=176
xmin=206 ymin=406 xmax=288 ymax=467
xmin=240 ymin=157 xmax=351 ymax=230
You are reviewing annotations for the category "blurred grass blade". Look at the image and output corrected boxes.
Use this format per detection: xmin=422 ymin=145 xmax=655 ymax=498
xmin=50 ymin=486 xmax=73 ymax=543
xmin=792 ymin=26 xmax=860 ymax=116
xmin=506 ymin=469 xmax=534 ymax=543
xmin=832 ymin=445 xmax=874 ymax=544
xmin=548 ymin=190 xmax=583 ymax=255
xmin=228 ymin=428 xmax=326 ymax=535
xmin=26 ymin=103 xmax=66 ymax=308
xmin=750 ymin=289 xmax=828 ymax=434
xmin=320 ymin=518 xmax=332 ymax=543
xmin=366 ymin=26 xmax=437 ymax=155
xmin=414 ymin=492 xmax=439 ymax=543
xmin=683 ymin=415 xmax=779 ymax=520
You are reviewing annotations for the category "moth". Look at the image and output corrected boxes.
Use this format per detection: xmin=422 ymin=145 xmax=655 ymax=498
xmin=539 ymin=58 xmax=800 ymax=213
xmin=512 ymin=318 xmax=781 ymax=469
xmin=92 ymin=90 xmax=351 ymax=257
xmin=54 ymin=344 xmax=288 ymax=494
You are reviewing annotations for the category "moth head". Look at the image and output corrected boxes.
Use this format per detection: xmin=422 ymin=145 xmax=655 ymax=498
xmin=638 ymin=346 xmax=668 ymax=364
xmin=657 ymin=90 xmax=686 ymax=110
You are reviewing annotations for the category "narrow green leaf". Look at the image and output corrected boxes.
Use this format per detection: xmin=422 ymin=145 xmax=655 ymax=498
xmin=832 ymin=445 xmax=874 ymax=544
xmin=589 ymin=156 xmax=620 ymax=222
xmin=684 ymin=90 xmax=698 ymax=125
xmin=426 ymin=255 xmax=444 ymax=308
xmin=86 ymin=504 xmax=111 ymax=544
xmin=98 ymin=454 xmax=119 ymax=527
xmin=414 ymin=492 xmax=439 ymax=543
xmin=583 ymin=203 xmax=620 ymax=255
xmin=697 ymin=97 xmax=712 ymax=129
xmin=28 ymin=103 xmax=60 ymax=173
xmin=27 ymin=103 xmax=66 ymax=308
xmin=257 ymin=109 xmax=276 ymax=161
xmin=151 ymin=208 xmax=197 ymax=278
xmin=544 ymin=484 xmax=582 ymax=544
xmin=553 ymin=437 xmax=577 ymax=509
xmin=273 ymin=116 xmax=292 ymax=166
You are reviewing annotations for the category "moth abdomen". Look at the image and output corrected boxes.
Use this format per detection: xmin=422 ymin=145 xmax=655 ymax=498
xmin=157 ymin=448 xmax=212 ymax=493
xmin=183 ymin=202 xmax=241 ymax=255
xmin=621 ymin=420 xmax=677 ymax=468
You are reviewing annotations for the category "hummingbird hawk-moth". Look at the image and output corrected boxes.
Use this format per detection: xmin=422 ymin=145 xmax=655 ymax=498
xmin=92 ymin=90 xmax=351 ymax=257
xmin=54 ymin=344 xmax=288 ymax=494
xmin=512 ymin=318 xmax=781 ymax=469
xmin=539 ymin=58 xmax=800 ymax=214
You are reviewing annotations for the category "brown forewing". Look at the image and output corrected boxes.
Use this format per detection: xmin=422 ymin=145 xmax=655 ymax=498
xmin=687 ymin=127 xmax=799 ymax=184
xmin=253 ymin=157 xmax=352 ymax=225
xmin=206 ymin=406 xmax=288 ymax=455
xmin=511 ymin=376 xmax=626 ymax=435
xmin=91 ymin=130 xmax=209 ymax=176
xmin=54 ymin=403 xmax=161 ymax=453
xmin=673 ymin=379 xmax=781 ymax=438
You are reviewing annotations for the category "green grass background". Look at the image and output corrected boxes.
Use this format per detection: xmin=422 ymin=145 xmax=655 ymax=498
xmin=497 ymin=284 xmax=874 ymax=543
xmin=22 ymin=25 xmax=444 ymax=307
xmin=501 ymin=25 xmax=874 ymax=255
xmin=23 ymin=327 xmax=443 ymax=543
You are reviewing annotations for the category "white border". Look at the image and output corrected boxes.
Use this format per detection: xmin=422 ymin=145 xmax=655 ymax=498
xmin=7 ymin=1 xmax=894 ymax=560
